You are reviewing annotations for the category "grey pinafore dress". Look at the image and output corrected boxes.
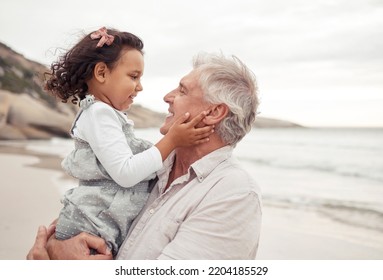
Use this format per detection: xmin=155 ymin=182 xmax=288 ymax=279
xmin=56 ymin=99 xmax=153 ymax=256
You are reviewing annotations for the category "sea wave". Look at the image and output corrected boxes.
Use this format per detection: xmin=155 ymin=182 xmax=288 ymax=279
xmin=238 ymin=155 xmax=383 ymax=183
xmin=263 ymin=195 xmax=383 ymax=232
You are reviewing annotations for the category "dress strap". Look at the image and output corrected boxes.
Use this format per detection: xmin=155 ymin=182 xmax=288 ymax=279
xmin=112 ymin=110 xmax=129 ymax=126
xmin=69 ymin=94 xmax=97 ymax=135
xmin=69 ymin=109 xmax=84 ymax=136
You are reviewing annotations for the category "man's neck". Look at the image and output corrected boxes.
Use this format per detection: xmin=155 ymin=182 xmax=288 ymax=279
xmin=163 ymin=136 xmax=226 ymax=192
xmin=171 ymin=136 xmax=226 ymax=180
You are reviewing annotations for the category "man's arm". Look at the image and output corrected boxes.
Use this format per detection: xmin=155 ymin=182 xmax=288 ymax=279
xmin=27 ymin=225 xmax=113 ymax=260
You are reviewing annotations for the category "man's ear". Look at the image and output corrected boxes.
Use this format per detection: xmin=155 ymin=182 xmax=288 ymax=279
xmin=204 ymin=104 xmax=229 ymax=125
xmin=93 ymin=62 xmax=108 ymax=83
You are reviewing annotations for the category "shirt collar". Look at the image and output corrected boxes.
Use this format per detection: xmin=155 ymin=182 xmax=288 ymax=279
xmin=157 ymin=150 xmax=176 ymax=177
xmin=191 ymin=146 xmax=233 ymax=182
xmin=156 ymin=146 xmax=234 ymax=190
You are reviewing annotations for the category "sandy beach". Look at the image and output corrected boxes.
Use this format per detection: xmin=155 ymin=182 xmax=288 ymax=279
xmin=0 ymin=141 xmax=382 ymax=260
xmin=0 ymin=141 xmax=75 ymax=259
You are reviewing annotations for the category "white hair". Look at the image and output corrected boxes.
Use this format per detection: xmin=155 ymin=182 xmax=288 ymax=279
xmin=193 ymin=52 xmax=259 ymax=146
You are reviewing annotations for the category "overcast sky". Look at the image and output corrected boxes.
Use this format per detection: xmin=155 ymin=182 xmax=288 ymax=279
xmin=1 ymin=0 xmax=382 ymax=127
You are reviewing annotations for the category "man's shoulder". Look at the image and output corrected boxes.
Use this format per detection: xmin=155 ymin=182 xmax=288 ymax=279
xmin=215 ymin=154 xmax=254 ymax=178
xmin=208 ymin=158 xmax=261 ymax=197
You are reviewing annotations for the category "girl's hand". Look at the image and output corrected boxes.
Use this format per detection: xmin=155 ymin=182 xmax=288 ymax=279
xmin=168 ymin=111 xmax=214 ymax=147
xmin=154 ymin=110 xmax=215 ymax=160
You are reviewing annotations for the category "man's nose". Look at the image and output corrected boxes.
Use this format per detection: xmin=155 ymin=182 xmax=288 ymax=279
xmin=163 ymin=89 xmax=176 ymax=103
xmin=136 ymin=81 xmax=143 ymax=92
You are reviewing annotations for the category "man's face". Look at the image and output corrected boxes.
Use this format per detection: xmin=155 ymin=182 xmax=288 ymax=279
xmin=160 ymin=70 xmax=211 ymax=135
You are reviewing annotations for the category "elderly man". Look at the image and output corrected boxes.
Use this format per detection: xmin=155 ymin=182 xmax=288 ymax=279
xmin=27 ymin=52 xmax=262 ymax=260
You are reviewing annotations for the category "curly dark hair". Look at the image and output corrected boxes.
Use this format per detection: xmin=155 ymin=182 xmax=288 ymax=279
xmin=45 ymin=28 xmax=144 ymax=104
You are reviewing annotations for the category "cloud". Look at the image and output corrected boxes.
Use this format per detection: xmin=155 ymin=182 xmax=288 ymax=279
xmin=1 ymin=0 xmax=382 ymax=126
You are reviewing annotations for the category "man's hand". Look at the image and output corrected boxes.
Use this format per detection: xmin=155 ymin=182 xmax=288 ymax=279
xmin=26 ymin=225 xmax=55 ymax=260
xmin=47 ymin=232 xmax=113 ymax=260
xmin=46 ymin=232 xmax=113 ymax=260
xmin=27 ymin=225 xmax=113 ymax=260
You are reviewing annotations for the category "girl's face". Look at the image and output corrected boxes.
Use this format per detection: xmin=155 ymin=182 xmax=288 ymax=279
xmin=102 ymin=49 xmax=144 ymax=111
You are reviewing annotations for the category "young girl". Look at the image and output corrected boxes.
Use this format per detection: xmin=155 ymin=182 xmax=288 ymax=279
xmin=45 ymin=27 xmax=213 ymax=256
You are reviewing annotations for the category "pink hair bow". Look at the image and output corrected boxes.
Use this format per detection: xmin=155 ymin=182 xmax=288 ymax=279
xmin=90 ymin=27 xmax=114 ymax=48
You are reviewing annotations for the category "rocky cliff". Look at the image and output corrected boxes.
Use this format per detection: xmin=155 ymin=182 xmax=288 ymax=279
xmin=0 ymin=41 xmax=301 ymax=140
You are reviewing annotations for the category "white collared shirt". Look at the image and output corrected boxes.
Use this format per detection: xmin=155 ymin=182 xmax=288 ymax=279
xmin=117 ymin=146 xmax=262 ymax=260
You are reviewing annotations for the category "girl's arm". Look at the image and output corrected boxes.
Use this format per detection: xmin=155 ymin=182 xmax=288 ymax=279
xmin=155 ymin=111 xmax=214 ymax=160
xmin=76 ymin=104 xmax=212 ymax=188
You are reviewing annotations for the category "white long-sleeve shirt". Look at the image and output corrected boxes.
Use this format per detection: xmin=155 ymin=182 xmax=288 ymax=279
xmin=72 ymin=102 xmax=163 ymax=188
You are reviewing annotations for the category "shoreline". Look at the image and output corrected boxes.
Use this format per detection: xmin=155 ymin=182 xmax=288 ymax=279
xmin=0 ymin=142 xmax=68 ymax=174
xmin=0 ymin=142 xmax=382 ymax=260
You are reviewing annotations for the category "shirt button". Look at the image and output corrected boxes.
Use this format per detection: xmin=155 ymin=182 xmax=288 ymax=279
xmin=149 ymin=209 xmax=155 ymax=214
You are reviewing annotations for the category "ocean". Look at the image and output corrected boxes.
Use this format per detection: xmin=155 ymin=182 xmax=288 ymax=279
xmin=233 ymin=128 xmax=383 ymax=233
xmin=25 ymin=127 xmax=383 ymax=234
